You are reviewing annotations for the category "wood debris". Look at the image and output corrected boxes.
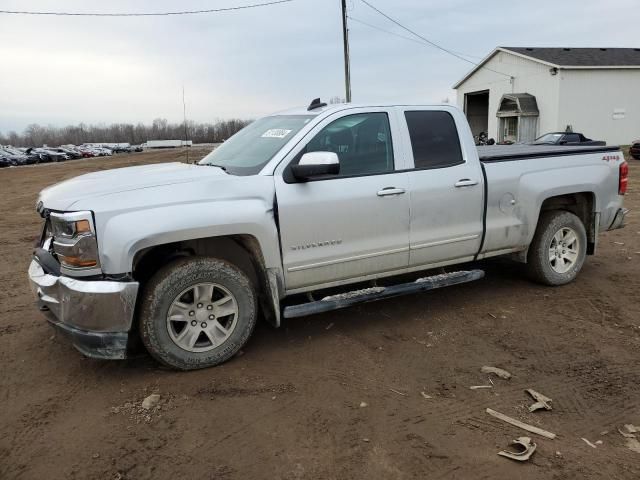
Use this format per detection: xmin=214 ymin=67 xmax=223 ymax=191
xmin=526 ymin=389 xmax=552 ymax=412
xmin=486 ymin=408 xmax=556 ymax=439
xmin=497 ymin=436 xmax=537 ymax=462
xmin=618 ymin=427 xmax=637 ymax=438
xmin=481 ymin=366 xmax=512 ymax=380
xmin=625 ymin=438 xmax=640 ymax=454
xmin=389 ymin=388 xmax=408 ymax=397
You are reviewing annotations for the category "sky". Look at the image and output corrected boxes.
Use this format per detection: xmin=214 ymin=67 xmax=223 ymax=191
xmin=0 ymin=0 xmax=638 ymax=133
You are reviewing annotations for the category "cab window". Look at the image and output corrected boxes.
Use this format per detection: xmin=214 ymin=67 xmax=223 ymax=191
xmin=299 ymin=112 xmax=394 ymax=177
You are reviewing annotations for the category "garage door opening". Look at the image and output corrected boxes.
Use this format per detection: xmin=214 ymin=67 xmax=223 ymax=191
xmin=464 ymin=90 xmax=489 ymax=139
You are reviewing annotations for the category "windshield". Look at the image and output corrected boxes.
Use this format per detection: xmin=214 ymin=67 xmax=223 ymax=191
xmin=533 ymin=133 xmax=563 ymax=144
xmin=199 ymin=115 xmax=314 ymax=175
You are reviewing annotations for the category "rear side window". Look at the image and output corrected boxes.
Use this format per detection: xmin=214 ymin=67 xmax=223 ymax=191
xmin=404 ymin=111 xmax=463 ymax=169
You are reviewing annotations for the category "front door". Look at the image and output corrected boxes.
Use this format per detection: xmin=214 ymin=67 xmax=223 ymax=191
xmin=274 ymin=109 xmax=411 ymax=292
xmin=500 ymin=116 xmax=518 ymax=143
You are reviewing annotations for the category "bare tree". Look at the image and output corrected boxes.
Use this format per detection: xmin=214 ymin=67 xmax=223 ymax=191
xmin=0 ymin=118 xmax=252 ymax=147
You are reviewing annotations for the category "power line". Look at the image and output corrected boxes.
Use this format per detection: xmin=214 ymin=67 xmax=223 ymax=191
xmin=0 ymin=0 xmax=293 ymax=17
xmin=359 ymin=0 xmax=512 ymax=78
xmin=348 ymin=15 xmax=481 ymax=59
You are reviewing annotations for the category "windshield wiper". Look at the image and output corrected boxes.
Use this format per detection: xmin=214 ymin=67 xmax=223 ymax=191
xmin=200 ymin=163 xmax=227 ymax=171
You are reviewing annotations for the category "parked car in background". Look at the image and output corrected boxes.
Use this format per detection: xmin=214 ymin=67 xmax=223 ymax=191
xmin=107 ymin=143 xmax=132 ymax=154
xmin=76 ymin=146 xmax=96 ymax=158
xmin=28 ymin=147 xmax=68 ymax=162
xmin=8 ymin=146 xmax=43 ymax=164
xmin=630 ymin=139 xmax=640 ymax=160
xmin=17 ymin=147 xmax=48 ymax=163
xmin=0 ymin=151 xmax=13 ymax=167
xmin=81 ymin=145 xmax=113 ymax=156
xmin=0 ymin=147 xmax=37 ymax=165
xmin=1 ymin=142 xmax=133 ymax=167
xmin=50 ymin=147 xmax=82 ymax=160
xmin=532 ymin=132 xmax=606 ymax=146
xmin=94 ymin=147 xmax=113 ymax=156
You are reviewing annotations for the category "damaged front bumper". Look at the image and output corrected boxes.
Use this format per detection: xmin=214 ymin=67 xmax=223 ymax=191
xmin=28 ymin=260 xmax=139 ymax=359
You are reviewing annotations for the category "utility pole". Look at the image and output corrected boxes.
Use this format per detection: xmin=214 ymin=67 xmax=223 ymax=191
xmin=341 ymin=0 xmax=352 ymax=102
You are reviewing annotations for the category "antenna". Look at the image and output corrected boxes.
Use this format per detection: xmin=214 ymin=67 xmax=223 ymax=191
xmin=182 ymin=85 xmax=189 ymax=163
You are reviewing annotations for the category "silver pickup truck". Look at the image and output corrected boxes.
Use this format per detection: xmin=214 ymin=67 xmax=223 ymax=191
xmin=29 ymin=100 xmax=629 ymax=370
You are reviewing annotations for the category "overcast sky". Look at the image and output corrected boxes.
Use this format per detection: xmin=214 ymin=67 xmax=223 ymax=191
xmin=1 ymin=0 xmax=638 ymax=133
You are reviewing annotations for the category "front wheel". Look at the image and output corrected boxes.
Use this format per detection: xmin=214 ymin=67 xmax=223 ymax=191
xmin=526 ymin=210 xmax=587 ymax=286
xmin=139 ymin=257 xmax=257 ymax=370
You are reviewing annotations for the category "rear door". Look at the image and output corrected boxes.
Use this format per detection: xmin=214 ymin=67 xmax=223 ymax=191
xmin=274 ymin=108 xmax=411 ymax=292
xmin=398 ymin=108 xmax=484 ymax=268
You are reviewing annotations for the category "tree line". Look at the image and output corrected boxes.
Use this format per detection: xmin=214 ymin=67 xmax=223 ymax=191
xmin=0 ymin=118 xmax=252 ymax=147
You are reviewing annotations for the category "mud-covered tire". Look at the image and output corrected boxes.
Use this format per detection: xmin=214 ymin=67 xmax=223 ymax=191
xmin=526 ymin=210 xmax=587 ymax=286
xmin=138 ymin=257 xmax=257 ymax=370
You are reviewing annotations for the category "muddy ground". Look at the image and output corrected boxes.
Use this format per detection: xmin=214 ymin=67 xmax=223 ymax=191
xmin=1 ymin=148 xmax=639 ymax=479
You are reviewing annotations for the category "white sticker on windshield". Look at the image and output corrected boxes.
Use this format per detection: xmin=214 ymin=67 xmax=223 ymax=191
xmin=261 ymin=129 xmax=292 ymax=139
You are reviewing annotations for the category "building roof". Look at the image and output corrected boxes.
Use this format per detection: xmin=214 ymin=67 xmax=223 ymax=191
xmin=504 ymin=47 xmax=640 ymax=67
xmin=496 ymin=93 xmax=539 ymax=117
xmin=453 ymin=46 xmax=640 ymax=89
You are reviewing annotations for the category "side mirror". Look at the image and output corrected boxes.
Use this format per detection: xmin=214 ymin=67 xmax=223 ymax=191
xmin=291 ymin=151 xmax=340 ymax=181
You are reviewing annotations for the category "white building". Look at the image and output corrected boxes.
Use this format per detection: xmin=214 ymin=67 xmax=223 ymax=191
xmin=453 ymin=47 xmax=640 ymax=145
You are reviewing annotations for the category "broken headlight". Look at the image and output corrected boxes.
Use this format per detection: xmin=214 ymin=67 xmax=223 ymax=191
xmin=50 ymin=211 xmax=100 ymax=274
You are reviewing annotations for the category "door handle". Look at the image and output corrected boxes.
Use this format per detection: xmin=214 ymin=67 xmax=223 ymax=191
xmin=454 ymin=179 xmax=479 ymax=188
xmin=377 ymin=187 xmax=406 ymax=197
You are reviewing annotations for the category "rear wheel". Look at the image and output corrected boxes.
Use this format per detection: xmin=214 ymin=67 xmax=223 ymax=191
xmin=526 ymin=210 xmax=587 ymax=286
xmin=139 ymin=257 xmax=257 ymax=370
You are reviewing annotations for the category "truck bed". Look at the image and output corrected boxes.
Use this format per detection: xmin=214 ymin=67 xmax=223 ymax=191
xmin=477 ymin=144 xmax=619 ymax=162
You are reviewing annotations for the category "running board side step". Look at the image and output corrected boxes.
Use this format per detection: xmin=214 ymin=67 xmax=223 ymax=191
xmin=283 ymin=269 xmax=485 ymax=319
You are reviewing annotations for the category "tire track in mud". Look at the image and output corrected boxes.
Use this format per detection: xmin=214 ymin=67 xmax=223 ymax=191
xmin=496 ymin=291 xmax=636 ymax=426
xmin=0 ymin=364 xmax=107 ymax=479
xmin=546 ymin=285 xmax=640 ymax=430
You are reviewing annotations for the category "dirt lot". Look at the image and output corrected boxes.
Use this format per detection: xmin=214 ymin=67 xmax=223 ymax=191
xmin=1 ymin=149 xmax=639 ymax=479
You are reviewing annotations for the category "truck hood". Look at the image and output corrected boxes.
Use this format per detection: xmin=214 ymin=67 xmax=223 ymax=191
xmin=39 ymin=162 xmax=228 ymax=211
